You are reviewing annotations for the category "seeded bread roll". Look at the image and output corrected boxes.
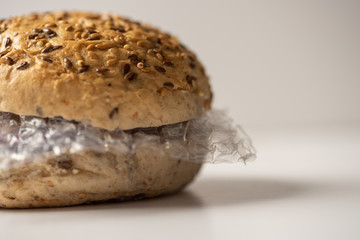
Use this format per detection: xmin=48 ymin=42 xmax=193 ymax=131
xmin=0 ymin=11 xmax=211 ymax=208
xmin=0 ymin=11 xmax=212 ymax=130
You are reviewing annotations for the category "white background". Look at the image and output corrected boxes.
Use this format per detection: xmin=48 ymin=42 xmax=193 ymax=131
xmin=1 ymin=1 xmax=360 ymax=240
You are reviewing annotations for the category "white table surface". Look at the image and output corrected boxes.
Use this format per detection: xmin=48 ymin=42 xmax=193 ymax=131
xmin=1 ymin=1 xmax=359 ymax=239
xmin=1 ymin=123 xmax=359 ymax=240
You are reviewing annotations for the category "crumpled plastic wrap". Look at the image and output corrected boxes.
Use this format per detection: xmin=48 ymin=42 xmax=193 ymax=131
xmin=0 ymin=110 xmax=256 ymax=170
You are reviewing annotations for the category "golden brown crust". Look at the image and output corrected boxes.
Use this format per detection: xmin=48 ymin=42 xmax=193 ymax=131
xmin=0 ymin=11 xmax=212 ymax=130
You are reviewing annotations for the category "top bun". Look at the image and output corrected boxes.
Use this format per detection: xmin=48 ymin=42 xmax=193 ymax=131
xmin=0 ymin=11 xmax=212 ymax=130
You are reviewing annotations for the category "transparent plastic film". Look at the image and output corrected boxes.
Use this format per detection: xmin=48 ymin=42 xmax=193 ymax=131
xmin=0 ymin=110 xmax=256 ymax=170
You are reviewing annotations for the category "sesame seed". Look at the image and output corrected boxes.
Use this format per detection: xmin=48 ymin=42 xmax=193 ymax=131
xmin=147 ymin=49 xmax=155 ymax=55
xmin=156 ymin=53 xmax=163 ymax=61
xmin=123 ymin=44 xmax=130 ymax=50
xmin=64 ymin=57 xmax=72 ymax=69
xmin=78 ymin=65 xmax=90 ymax=73
xmin=109 ymin=107 xmax=118 ymax=119
xmin=75 ymin=32 xmax=82 ymax=39
xmin=16 ymin=61 xmax=29 ymax=70
xmin=4 ymin=37 xmax=11 ymax=48
xmin=124 ymin=72 xmax=137 ymax=81
xmin=95 ymin=42 xmax=114 ymax=50
xmin=163 ymin=82 xmax=174 ymax=89
xmin=107 ymin=59 xmax=118 ymax=66
xmin=137 ymin=62 xmax=144 ymax=69
xmin=154 ymin=66 xmax=166 ymax=73
xmin=36 ymin=41 xmax=44 ymax=47
xmin=72 ymin=169 xmax=79 ymax=174
xmin=137 ymin=40 xmax=145 ymax=47
xmin=44 ymin=23 xmax=57 ymax=28
xmin=75 ymin=29 xmax=84 ymax=34
xmin=41 ymin=45 xmax=62 ymax=54
xmin=87 ymin=44 xmax=95 ymax=51
xmin=88 ymin=33 xmax=102 ymax=40
xmin=5 ymin=57 xmax=14 ymax=65
xmin=122 ymin=63 xmax=130 ymax=75
xmin=81 ymin=32 xmax=89 ymax=39
xmin=88 ymin=51 xmax=97 ymax=59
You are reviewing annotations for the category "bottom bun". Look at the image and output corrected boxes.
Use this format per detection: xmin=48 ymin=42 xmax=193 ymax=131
xmin=0 ymin=148 xmax=201 ymax=208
